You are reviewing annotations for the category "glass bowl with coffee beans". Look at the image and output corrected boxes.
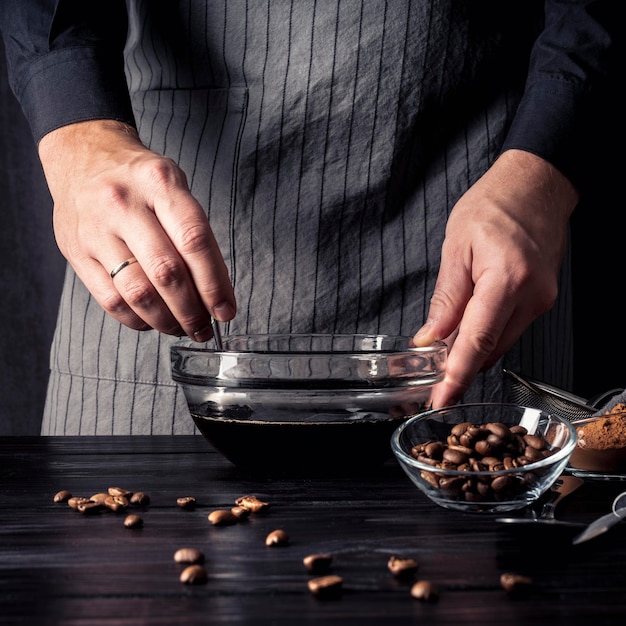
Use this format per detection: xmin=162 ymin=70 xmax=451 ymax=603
xmin=390 ymin=403 xmax=577 ymax=513
xmin=170 ymin=334 xmax=447 ymax=474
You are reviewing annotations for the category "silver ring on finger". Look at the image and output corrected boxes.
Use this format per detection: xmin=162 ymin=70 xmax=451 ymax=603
xmin=110 ymin=256 xmax=138 ymax=279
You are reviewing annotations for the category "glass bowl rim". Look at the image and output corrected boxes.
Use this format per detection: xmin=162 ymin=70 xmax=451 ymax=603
xmin=172 ymin=334 xmax=448 ymax=356
xmin=391 ymin=402 xmax=578 ymax=476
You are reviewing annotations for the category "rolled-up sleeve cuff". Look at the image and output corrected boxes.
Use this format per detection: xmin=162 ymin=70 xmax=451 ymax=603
xmin=501 ymin=79 xmax=589 ymax=192
xmin=15 ymin=46 xmax=135 ymax=144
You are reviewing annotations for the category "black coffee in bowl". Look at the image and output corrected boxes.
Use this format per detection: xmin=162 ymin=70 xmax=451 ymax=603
xmin=190 ymin=408 xmax=416 ymax=474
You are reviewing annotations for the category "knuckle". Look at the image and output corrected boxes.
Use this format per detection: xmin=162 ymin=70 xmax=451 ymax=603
xmin=101 ymin=183 xmax=133 ymax=214
xmin=428 ymin=288 xmax=456 ymax=311
xmin=100 ymin=290 xmax=128 ymax=316
xmin=179 ymin=314 xmax=211 ymax=332
xmin=123 ymin=280 xmax=156 ymax=309
xmin=140 ymin=156 xmax=185 ymax=190
xmin=150 ymin=256 xmax=185 ymax=289
xmin=177 ymin=222 xmax=210 ymax=255
xmin=467 ymin=328 xmax=499 ymax=358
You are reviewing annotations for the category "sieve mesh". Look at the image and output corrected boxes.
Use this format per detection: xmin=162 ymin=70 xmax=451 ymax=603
xmin=504 ymin=369 xmax=596 ymax=422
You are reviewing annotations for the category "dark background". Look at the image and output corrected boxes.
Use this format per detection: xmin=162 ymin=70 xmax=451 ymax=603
xmin=0 ymin=48 xmax=65 ymax=436
xmin=0 ymin=45 xmax=623 ymax=436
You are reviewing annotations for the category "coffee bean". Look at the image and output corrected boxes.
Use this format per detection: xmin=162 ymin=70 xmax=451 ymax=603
xmin=500 ymin=572 xmax=532 ymax=594
xmin=484 ymin=422 xmax=505 ymax=437
xmin=180 ymin=564 xmax=208 ymax=585
xmin=523 ymin=434 xmax=546 ymax=451
xmin=410 ymin=580 xmax=439 ymax=602
xmin=89 ymin=493 xmax=109 ymax=505
xmin=303 ymin=554 xmax=333 ymax=574
xmin=451 ymin=422 xmax=472 ymax=437
xmin=208 ymin=509 xmax=238 ymax=526
xmin=424 ymin=441 xmax=445 ymax=458
xmin=177 ymin=496 xmax=196 ymax=510
xmin=265 ymin=529 xmax=289 ymax=546
xmin=231 ymin=506 xmax=251 ymax=520
xmin=174 ymin=548 xmax=205 ymax=564
xmin=67 ymin=496 xmax=91 ymax=510
xmin=490 ymin=475 xmax=512 ymax=493
xmin=524 ymin=446 xmax=545 ymax=462
xmin=53 ymin=490 xmax=72 ymax=503
xmin=130 ymin=492 xmax=150 ymax=506
xmin=104 ymin=495 xmax=129 ymax=512
xmin=108 ymin=487 xmax=133 ymax=499
xmin=234 ymin=495 xmax=269 ymax=514
xmin=123 ymin=514 xmax=143 ymax=528
xmin=443 ymin=448 xmax=469 ymax=465
xmin=307 ymin=575 xmax=343 ymax=598
xmin=388 ymin=556 xmax=419 ymax=578
xmin=77 ymin=501 xmax=103 ymax=515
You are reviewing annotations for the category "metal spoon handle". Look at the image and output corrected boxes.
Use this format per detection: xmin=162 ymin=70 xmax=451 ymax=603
xmin=210 ymin=317 xmax=223 ymax=351
xmin=539 ymin=476 xmax=583 ymax=520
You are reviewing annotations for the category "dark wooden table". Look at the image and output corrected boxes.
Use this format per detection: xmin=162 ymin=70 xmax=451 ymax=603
xmin=2 ymin=436 xmax=626 ymax=625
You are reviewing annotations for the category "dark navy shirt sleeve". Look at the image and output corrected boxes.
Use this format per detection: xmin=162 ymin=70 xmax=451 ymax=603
xmin=0 ymin=0 xmax=619 ymax=195
xmin=501 ymin=0 xmax=620 ymax=192
xmin=0 ymin=0 xmax=135 ymax=144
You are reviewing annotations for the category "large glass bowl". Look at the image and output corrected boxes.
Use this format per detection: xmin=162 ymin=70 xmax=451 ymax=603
xmin=391 ymin=403 xmax=577 ymax=513
xmin=170 ymin=334 xmax=447 ymax=473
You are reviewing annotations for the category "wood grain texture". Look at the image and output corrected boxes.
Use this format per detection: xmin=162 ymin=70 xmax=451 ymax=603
xmin=1 ymin=436 xmax=626 ymax=625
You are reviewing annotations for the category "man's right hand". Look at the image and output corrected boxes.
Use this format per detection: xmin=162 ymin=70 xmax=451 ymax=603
xmin=38 ymin=119 xmax=236 ymax=342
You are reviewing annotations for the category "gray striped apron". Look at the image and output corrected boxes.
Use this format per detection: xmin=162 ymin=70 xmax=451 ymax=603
xmin=42 ymin=0 xmax=573 ymax=435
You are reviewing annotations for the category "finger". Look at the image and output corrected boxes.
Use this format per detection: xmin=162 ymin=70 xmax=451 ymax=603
xmin=74 ymin=256 xmax=153 ymax=332
xmin=428 ymin=282 xmax=515 ymax=407
xmin=105 ymin=196 xmax=228 ymax=340
xmin=413 ymin=255 xmax=472 ymax=348
xmin=107 ymin=252 xmax=186 ymax=336
xmin=150 ymin=184 xmax=236 ymax=320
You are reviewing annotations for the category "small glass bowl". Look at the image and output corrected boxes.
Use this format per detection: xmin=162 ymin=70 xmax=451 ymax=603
xmin=391 ymin=403 xmax=577 ymax=513
xmin=171 ymin=334 xmax=447 ymax=473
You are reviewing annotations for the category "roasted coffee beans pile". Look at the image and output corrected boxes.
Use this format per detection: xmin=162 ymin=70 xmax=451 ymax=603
xmin=410 ymin=421 xmax=558 ymax=502
xmin=207 ymin=495 xmax=269 ymax=527
xmin=54 ymin=487 xmax=147 ymax=525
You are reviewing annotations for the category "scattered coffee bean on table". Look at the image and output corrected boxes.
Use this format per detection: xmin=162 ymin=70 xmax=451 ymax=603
xmin=410 ymin=580 xmax=439 ymax=602
xmin=67 ymin=496 xmax=91 ymax=510
xmin=124 ymin=514 xmax=143 ymax=529
xmin=265 ymin=529 xmax=290 ymax=547
xmin=53 ymin=490 xmax=72 ymax=503
xmin=235 ymin=495 xmax=270 ymax=514
xmin=500 ymin=573 xmax=533 ymax=594
xmin=208 ymin=509 xmax=239 ymax=526
xmin=77 ymin=501 xmax=103 ymax=515
xmin=177 ymin=496 xmax=196 ymax=510
xmin=130 ymin=492 xmax=150 ymax=506
xmin=104 ymin=495 xmax=129 ymax=512
xmin=179 ymin=564 xmax=208 ymax=585
xmin=303 ymin=554 xmax=333 ymax=574
xmin=108 ymin=487 xmax=133 ymax=499
xmin=308 ymin=575 xmax=343 ymax=599
xmin=231 ymin=505 xmax=251 ymax=520
xmin=173 ymin=548 xmax=205 ymax=564
xmin=388 ymin=556 xmax=418 ymax=578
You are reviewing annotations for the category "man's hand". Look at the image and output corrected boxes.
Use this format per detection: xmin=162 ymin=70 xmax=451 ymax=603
xmin=413 ymin=149 xmax=579 ymax=408
xmin=39 ymin=120 xmax=236 ymax=342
